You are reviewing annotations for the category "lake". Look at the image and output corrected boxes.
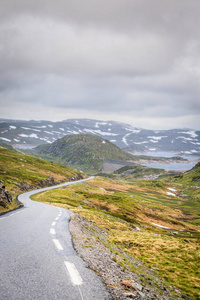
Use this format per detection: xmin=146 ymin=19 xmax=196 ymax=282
xmin=133 ymin=151 xmax=200 ymax=171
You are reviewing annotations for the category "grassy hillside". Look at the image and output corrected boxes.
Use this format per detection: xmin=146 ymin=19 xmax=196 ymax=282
xmin=32 ymin=171 xmax=200 ymax=299
xmin=32 ymin=134 xmax=136 ymax=173
xmin=177 ymin=161 xmax=200 ymax=184
xmin=0 ymin=147 xmax=85 ymax=212
xmin=171 ymin=161 xmax=200 ymax=225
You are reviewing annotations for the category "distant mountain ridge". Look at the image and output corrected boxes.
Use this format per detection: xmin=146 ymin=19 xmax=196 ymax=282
xmin=0 ymin=118 xmax=200 ymax=155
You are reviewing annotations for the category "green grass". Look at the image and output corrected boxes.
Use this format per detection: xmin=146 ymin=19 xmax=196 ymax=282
xmin=0 ymin=147 xmax=85 ymax=212
xmin=32 ymin=176 xmax=200 ymax=299
xmin=2 ymin=143 xmax=199 ymax=298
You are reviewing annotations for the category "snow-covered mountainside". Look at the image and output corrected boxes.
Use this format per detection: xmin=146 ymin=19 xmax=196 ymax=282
xmin=0 ymin=118 xmax=200 ymax=155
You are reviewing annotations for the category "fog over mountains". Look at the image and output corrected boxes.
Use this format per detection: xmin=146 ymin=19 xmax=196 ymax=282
xmin=0 ymin=118 xmax=200 ymax=155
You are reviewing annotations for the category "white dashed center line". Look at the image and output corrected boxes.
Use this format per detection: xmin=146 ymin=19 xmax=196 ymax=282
xmin=64 ymin=261 xmax=83 ymax=286
xmin=52 ymin=239 xmax=63 ymax=251
xmin=50 ymin=228 xmax=56 ymax=235
xmin=50 ymin=211 xmax=84 ymax=299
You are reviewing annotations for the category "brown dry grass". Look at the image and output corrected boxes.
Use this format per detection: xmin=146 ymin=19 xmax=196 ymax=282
xmin=31 ymin=176 xmax=200 ymax=299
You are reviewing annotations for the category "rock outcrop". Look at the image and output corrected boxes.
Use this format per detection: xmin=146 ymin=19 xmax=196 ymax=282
xmin=17 ymin=181 xmax=35 ymax=191
xmin=0 ymin=182 xmax=12 ymax=208
xmin=38 ymin=177 xmax=57 ymax=188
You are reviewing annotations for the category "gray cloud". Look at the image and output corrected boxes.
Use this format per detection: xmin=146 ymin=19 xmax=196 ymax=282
xmin=0 ymin=0 xmax=200 ymax=129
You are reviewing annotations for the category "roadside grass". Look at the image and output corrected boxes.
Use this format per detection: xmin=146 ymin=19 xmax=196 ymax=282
xmin=0 ymin=147 xmax=84 ymax=212
xmin=31 ymin=176 xmax=200 ymax=299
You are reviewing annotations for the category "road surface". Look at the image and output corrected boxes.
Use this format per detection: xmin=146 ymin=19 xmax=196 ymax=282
xmin=0 ymin=177 xmax=112 ymax=300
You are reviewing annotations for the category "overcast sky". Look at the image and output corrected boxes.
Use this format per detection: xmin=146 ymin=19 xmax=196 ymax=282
xmin=0 ymin=0 xmax=200 ymax=130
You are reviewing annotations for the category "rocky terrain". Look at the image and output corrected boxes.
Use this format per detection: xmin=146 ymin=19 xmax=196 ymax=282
xmin=69 ymin=212 xmax=185 ymax=300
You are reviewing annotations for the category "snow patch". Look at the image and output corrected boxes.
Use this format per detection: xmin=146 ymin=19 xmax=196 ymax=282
xmin=34 ymin=125 xmax=46 ymax=128
xmin=68 ymin=131 xmax=79 ymax=134
xmin=0 ymin=137 xmax=11 ymax=142
xmin=9 ymin=126 xmax=16 ymax=129
xmin=40 ymin=138 xmax=51 ymax=143
xmin=134 ymin=141 xmax=148 ymax=144
xmin=149 ymin=139 xmax=158 ymax=143
xmin=95 ymin=122 xmax=108 ymax=128
xmin=178 ymin=130 xmax=198 ymax=138
xmin=191 ymin=142 xmax=200 ymax=145
xmin=176 ymin=136 xmax=196 ymax=141
xmin=29 ymin=134 xmax=39 ymax=139
xmin=31 ymin=128 xmax=41 ymax=132
xmin=84 ymin=129 xmax=118 ymax=136
xmin=52 ymin=131 xmax=61 ymax=134
xmin=148 ymin=136 xmax=167 ymax=140
xmin=168 ymin=187 xmax=176 ymax=192
xmin=125 ymin=128 xmax=141 ymax=133
xmin=59 ymin=128 xmax=65 ymax=131
xmin=166 ymin=192 xmax=176 ymax=196
xmin=19 ymin=133 xmax=38 ymax=139
xmin=19 ymin=134 xmax=28 ymax=137
xmin=122 ymin=133 xmax=131 ymax=146
xmin=21 ymin=127 xmax=31 ymax=130
xmin=21 ymin=127 xmax=41 ymax=132
xmin=14 ymin=139 xmax=20 ymax=142
xmin=44 ymin=131 xmax=53 ymax=135
xmin=152 ymin=223 xmax=171 ymax=230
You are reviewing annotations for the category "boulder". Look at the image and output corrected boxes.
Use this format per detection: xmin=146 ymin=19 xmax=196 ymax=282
xmin=38 ymin=177 xmax=57 ymax=188
xmin=17 ymin=181 xmax=35 ymax=191
xmin=0 ymin=182 xmax=12 ymax=208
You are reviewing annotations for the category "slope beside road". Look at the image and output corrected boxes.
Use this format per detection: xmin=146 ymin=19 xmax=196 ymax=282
xmin=0 ymin=177 xmax=112 ymax=300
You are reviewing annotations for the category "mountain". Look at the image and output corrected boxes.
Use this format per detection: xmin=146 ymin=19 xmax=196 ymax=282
xmin=0 ymin=118 xmax=200 ymax=155
xmin=32 ymin=134 xmax=135 ymax=172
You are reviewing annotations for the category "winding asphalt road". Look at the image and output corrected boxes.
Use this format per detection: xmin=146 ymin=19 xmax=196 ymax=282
xmin=0 ymin=177 xmax=112 ymax=300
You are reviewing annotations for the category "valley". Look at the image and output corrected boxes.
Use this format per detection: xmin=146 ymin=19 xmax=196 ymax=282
xmin=0 ymin=119 xmax=200 ymax=299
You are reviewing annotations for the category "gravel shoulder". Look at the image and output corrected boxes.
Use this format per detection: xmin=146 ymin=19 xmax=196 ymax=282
xmin=69 ymin=211 xmax=183 ymax=300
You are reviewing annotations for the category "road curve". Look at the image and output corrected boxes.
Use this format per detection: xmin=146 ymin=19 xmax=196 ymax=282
xmin=0 ymin=177 xmax=112 ymax=300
